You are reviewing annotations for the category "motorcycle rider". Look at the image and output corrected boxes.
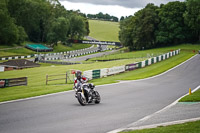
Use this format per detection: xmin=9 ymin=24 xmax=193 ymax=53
xmin=74 ymin=70 xmax=88 ymax=95
xmin=74 ymin=70 xmax=88 ymax=86
xmin=73 ymin=70 xmax=94 ymax=102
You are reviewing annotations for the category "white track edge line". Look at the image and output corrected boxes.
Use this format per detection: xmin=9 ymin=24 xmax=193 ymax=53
xmin=124 ymin=117 xmax=200 ymax=131
xmin=107 ymin=84 xmax=200 ymax=133
xmin=0 ymin=90 xmax=73 ymax=105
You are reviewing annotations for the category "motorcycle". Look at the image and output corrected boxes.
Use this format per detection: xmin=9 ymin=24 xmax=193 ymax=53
xmin=74 ymin=82 xmax=101 ymax=106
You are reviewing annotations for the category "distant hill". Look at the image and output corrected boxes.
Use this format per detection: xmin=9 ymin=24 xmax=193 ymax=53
xmin=89 ymin=20 xmax=119 ymax=42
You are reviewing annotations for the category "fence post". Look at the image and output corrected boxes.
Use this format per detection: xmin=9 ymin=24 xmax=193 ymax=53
xmin=25 ymin=77 xmax=28 ymax=86
xmin=46 ymin=74 xmax=48 ymax=85
xmin=66 ymin=72 xmax=67 ymax=84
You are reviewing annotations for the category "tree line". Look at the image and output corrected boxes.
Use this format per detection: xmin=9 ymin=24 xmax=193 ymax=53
xmin=119 ymin=0 xmax=200 ymax=50
xmin=87 ymin=12 xmax=119 ymax=22
xmin=0 ymin=0 xmax=89 ymax=46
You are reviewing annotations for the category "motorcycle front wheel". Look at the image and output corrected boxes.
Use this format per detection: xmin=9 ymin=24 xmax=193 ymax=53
xmin=95 ymin=91 xmax=101 ymax=104
xmin=77 ymin=93 xmax=87 ymax=106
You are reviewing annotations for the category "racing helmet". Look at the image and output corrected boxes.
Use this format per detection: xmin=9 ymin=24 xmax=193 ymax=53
xmin=75 ymin=70 xmax=82 ymax=80
xmin=89 ymin=83 xmax=95 ymax=89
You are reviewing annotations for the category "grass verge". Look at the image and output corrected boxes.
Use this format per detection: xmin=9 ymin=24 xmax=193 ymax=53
xmin=89 ymin=44 xmax=198 ymax=61
xmin=121 ymin=120 xmax=200 ymax=133
xmin=179 ymin=89 xmax=200 ymax=102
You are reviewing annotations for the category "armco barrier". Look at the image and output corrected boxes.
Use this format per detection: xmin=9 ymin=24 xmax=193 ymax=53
xmin=145 ymin=60 xmax=148 ymax=67
xmin=82 ymin=49 xmax=180 ymax=80
xmin=137 ymin=62 xmax=142 ymax=68
xmin=107 ymin=65 xmax=125 ymax=76
xmin=148 ymin=58 xmax=152 ymax=65
xmin=139 ymin=49 xmax=180 ymax=68
xmin=153 ymin=57 xmax=157 ymax=63
xmin=92 ymin=70 xmax=101 ymax=79
xmin=83 ymin=70 xmax=93 ymax=80
xmin=125 ymin=64 xmax=137 ymax=71
xmin=141 ymin=60 xmax=146 ymax=68
xmin=100 ymin=68 xmax=108 ymax=78
xmin=163 ymin=54 xmax=166 ymax=60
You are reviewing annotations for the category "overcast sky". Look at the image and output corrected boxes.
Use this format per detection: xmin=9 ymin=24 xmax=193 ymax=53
xmin=59 ymin=0 xmax=185 ymax=18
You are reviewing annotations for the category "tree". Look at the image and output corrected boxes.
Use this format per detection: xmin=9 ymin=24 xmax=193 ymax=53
xmin=7 ymin=0 xmax=65 ymax=43
xmin=132 ymin=4 xmax=159 ymax=49
xmin=0 ymin=0 xmax=19 ymax=45
xmin=47 ymin=17 xmax=69 ymax=45
xmin=112 ymin=16 xmax=119 ymax=22
xmin=184 ymin=0 xmax=200 ymax=42
xmin=0 ymin=0 xmax=94 ymax=46
xmin=17 ymin=26 xmax=28 ymax=44
xmin=119 ymin=17 xmax=135 ymax=50
xmin=87 ymin=12 xmax=119 ymax=22
xmin=52 ymin=1 xmax=68 ymax=18
xmin=156 ymin=1 xmax=188 ymax=45
xmin=69 ymin=15 xmax=86 ymax=40
xmin=7 ymin=0 xmax=41 ymax=42
xmin=119 ymin=4 xmax=159 ymax=50
xmin=120 ymin=16 xmax=125 ymax=21
xmin=96 ymin=12 xmax=104 ymax=19
xmin=85 ymin=19 xmax=90 ymax=36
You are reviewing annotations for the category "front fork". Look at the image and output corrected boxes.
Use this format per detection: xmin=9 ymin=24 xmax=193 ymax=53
xmin=81 ymin=88 xmax=85 ymax=99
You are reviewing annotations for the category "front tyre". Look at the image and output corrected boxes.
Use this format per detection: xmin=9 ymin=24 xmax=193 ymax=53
xmin=95 ymin=91 xmax=101 ymax=104
xmin=77 ymin=93 xmax=86 ymax=106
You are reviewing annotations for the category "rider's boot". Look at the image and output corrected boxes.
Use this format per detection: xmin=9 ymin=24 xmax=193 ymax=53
xmin=75 ymin=91 xmax=78 ymax=98
xmin=88 ymin=96 xmax=92 ymax=103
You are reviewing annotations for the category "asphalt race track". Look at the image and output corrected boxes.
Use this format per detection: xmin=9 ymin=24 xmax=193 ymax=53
xmin=63 ymin=49 xmax=117 ymax=62
xmin=0 ymin=55 xmax=200 ymax=133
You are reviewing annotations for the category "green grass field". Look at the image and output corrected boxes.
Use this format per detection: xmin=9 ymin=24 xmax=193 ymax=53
xmin=53 ymin=43 xmax=91 ymax=52
xmin=0 ymin=44 xmax=199 ymax=102
xmin=89 ymin=44 xmax=197 ymax=61
xmin=121 ymin=120 xmax=200 ymax=133
xmin=89 ymin=20 xmax=119 ymax=42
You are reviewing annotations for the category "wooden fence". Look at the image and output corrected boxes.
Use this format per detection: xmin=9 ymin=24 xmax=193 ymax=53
xmin=0 ymin=77 xmax=27 ymax=88
xmin=8 ymin=77 xmax=27 ymax=87
xmin=46 ymin=73 xmax=68 ymax=85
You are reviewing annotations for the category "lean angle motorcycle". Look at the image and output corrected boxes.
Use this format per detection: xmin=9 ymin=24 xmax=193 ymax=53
xmin=74 ymin=82 xmax=101 ymax=106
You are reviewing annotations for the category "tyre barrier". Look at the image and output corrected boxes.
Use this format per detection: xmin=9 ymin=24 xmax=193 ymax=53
xmin=0 ymin=55 xmax=34 ymax=61
xmin=0 ymin=45 xmax=95 ymax=61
